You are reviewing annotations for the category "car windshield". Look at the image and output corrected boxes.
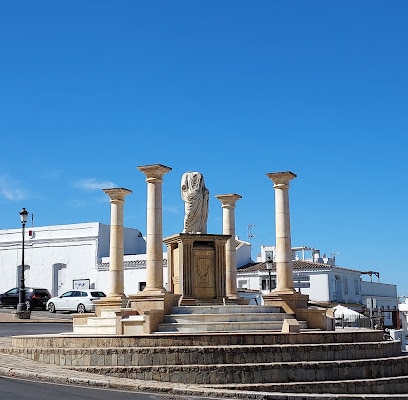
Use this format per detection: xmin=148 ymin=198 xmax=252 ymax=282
xmin=34 ymin=289 xmax=49 ymax=295
xmin=90 ymin=291 xmax=106 ymax=298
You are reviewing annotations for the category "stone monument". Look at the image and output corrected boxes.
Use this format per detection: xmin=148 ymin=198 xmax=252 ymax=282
xmin=181 ymin=171 xmax=209 ymax=234
xmin=164 ymin=171 xmax=230 ymax=304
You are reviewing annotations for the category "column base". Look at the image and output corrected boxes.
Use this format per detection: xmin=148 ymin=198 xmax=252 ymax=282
xmin=94 ymin=295 xmax=127 ymax=316
xmin=126 ymin=291 xmax=181 ymax=333
xmin=263 ymin=291 xmax=309 ymax=313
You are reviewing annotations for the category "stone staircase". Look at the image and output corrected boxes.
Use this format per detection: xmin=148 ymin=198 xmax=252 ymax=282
xmin=4 ymin=329 xmax=408 ymax=395
xmin=155 ymin=304 xmax=308 ymax=333
xmin=71 ymin=304 xmax=306 ymax=335
xmin=73 ymin=309 xmax=119 ymax=335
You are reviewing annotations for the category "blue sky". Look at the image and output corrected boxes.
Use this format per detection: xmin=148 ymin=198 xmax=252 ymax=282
xmin=1 ymin=2 xmax=407 ymax=296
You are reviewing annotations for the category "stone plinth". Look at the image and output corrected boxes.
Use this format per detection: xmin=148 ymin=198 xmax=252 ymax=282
xmin=263 ymin=291 xmax=309 ymax=313
xmin=163 ymin=233 xmax=231 ymax=304
xmin=127 ymin=291 xmax=180 ymax=333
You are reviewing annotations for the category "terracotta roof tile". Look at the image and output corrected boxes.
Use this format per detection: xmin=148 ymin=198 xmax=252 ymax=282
xmin=237 ymin=260 xmax=361 ymax=274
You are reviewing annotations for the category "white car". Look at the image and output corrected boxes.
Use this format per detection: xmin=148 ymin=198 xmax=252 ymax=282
xmin=46 ymin=289 xmax=106 ymax=313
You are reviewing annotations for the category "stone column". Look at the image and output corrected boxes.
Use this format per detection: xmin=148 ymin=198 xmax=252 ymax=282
xmin=137 ymin=164 xmax=171 ymax=293
xmin=103 ymin=188 xmax=132 ymax=299
xmin=266 ymin=171 xmax=296 ymax=293
xmin=215 ymin=194 xmax=242 ymax=299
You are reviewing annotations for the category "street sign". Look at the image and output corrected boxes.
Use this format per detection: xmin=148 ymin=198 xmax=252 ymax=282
xmin=294 ymin=282 xmax=310 ymax=288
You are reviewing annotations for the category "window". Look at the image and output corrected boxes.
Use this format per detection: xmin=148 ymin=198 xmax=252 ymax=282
xmin=355 ymin=279 xmax=360 ymax=295
xmin=238 ymin=280 xmax=247 ymax=289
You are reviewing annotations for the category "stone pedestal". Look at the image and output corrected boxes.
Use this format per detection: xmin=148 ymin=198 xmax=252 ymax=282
xmin=263 ymin=291 xmax=309 ymax=313
xmin=126 ymin=291 xmax=180 ymax=333
xmin=164 ymin=233 xmax=231 ymax=304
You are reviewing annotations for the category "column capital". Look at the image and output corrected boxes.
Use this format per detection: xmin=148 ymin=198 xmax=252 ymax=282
xmin=215 ymin=193 xmax=242 ymax=207
xmin=266 ymin=171 xmax=297 ymax=188
xmin=137 ymin=164 xmax=172 ymax=182
xmin=103 ymin=188 xmax=132 ymax=201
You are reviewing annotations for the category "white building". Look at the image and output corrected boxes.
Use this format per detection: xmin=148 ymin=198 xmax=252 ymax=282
xmin=0 ymin=222 xmax=146 ymax=296
xmin=398 ymin=299 xmax=408 ymax=337
xmin=237 ymin=245 xmax=399 ymax=327
xmin=0 ymin=222 xmax=399 ymax=327
xmin=0 ymin=222 xmax=252 ymax=297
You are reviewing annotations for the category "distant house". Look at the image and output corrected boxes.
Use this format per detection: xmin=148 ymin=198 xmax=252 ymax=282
xmin=237 ymin=245 xmax=399 ymax=327
xmin=398 ymin=299 xmax=408 ymax=336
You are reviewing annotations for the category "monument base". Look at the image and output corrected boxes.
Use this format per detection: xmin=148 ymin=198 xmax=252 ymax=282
xmin=263 ymin=290 xmax=334 ymax=331
xmin=263 ymin=291 xmax=309 ymax=313
xmin=126 ymin=291 xmax=181 ymax=333
xmin=93 ymin=295 xmax=127 ymax=316
xmin=164 ymin=233 xmax=230 ymax=301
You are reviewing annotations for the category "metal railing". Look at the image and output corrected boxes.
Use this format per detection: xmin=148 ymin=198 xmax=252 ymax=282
xmin=335 ymin=315 xmax=370 ymax=329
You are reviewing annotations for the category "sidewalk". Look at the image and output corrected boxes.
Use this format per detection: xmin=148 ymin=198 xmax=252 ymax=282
xmin=0 ymin=308 xmax=72 ymax=323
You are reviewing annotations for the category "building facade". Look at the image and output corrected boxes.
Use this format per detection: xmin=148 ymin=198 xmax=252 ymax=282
xmin=0 ymin=222 xmax=146 ymax=296
xmin=237 ymin=245 xmax=399 ymax=327
xmin=0 ymin=223 xmax=399 ymax=327
xmin=0 ymin=222 xmax=252 ymax=298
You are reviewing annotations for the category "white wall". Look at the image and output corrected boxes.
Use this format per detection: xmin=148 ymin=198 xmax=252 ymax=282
xmin=300 ymin=274 xmax=330 ymax=302
xmin=0 ymin=222 xmax=147 ymax=297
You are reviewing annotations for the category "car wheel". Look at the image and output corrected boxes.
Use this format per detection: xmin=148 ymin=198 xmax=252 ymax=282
xmin=77 ymin=304 xmax=86 ymax=313
xmin=24 ymin=300 xmax=31 ymax=310
xmin=48 ymin=302 xmax=56 ymax=313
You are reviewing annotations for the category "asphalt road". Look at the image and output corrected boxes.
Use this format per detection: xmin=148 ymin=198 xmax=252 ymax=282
xmin=0 ymin=322 xmax=73 ymax=336
xmin=0 ymin=376 xmax=198 ymax=400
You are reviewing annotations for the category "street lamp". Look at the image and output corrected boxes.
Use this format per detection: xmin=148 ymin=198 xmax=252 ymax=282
xmin=266 ymin=256 xmax=274 ymax=293
xmin=16 ymin=207 xmax=29 ymax=316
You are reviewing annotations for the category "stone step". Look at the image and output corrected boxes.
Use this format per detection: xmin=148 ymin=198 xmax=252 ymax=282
xmin=5 ymin=341 xmax=400 ymax=367
xmin=156 ymin=319 xmax=308 ymax=332
xmin=73 ymin=319 xmax=117 ymax=334
xmin=9 ymin=330 xmax=387 ymax=348
xmin=170 ymin=305 xmax=282 ymax=314
xmin=67 ymin=355 xmax=408 ymax=385
xmin=7 ymin=329 xmax=405 ymax=394
xmin=158 ymin=304 xmax=300 ymax=333
xmin=100 ymin=310 xmax=118 ymax=318
xmin=163 ymin=312 xmax=293 ymax=323
xmin=208 ymin=375 xmax=408 ymax=395
xmin=85 ymin=317 xmax=117 ymax=327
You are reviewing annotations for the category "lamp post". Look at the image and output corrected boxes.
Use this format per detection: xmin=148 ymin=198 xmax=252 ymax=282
xmin=266 ymin=256 xmax=274 ymax=293
xmin=16 ymin=207 xmax=29 ymax=317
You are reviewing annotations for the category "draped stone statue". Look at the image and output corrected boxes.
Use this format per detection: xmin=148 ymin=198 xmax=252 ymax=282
xmin=181 ymin=171 xmax=209 ymax=234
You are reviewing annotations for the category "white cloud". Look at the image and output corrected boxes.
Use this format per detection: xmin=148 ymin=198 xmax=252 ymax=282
xmin=74 ymin=178 xmax=116 ymax=191
xmin=0 ymin=175 xmax=27 ymax=201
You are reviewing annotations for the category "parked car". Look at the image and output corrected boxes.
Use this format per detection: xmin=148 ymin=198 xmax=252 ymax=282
xmin=46 ymin=289 xmax=106 ymax=313
xmin=0 ymin=287 xmax=51 ymax=310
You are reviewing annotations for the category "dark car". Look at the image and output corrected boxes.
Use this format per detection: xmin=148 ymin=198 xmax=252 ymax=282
xmin=0 ymin=287 xmax=51 ymax=310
